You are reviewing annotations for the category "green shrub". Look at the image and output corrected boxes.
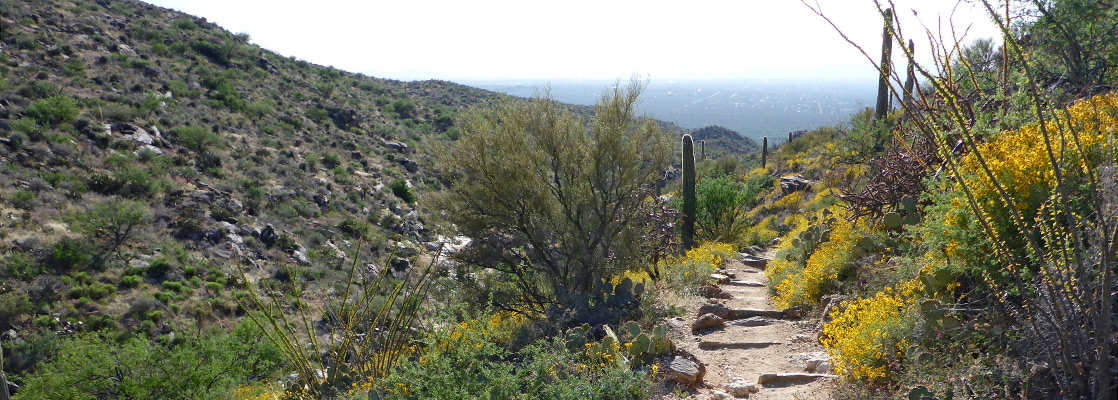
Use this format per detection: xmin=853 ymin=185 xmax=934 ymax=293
xmin=16 ymin=322 xmax=283 ymax=400
xmin=1 ymin=251 xmax=43 ymax=280
xmin=0 ymin=291 xmax=33 ymax=329
xmin=170 ymin=125 xmax=220 ymax=152
xmin=25 ymin=95 xmax=79 ymax=127
xmin=121 ymin=275 xmax=142 ymax=288
xmin=389 ymin=179 xmax=415 ymax=203
xmin=47 ymin=238 xmax=94 ymax=272
xmin=9 ymin=189 xmax=35 ymax=210
xmin=68 ymin=199 xmax=153 ymax=259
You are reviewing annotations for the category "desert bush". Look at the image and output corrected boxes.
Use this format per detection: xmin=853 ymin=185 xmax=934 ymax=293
xmin=25 ymin=95 xmax=79 ymax=127
xmin=388 ymin=179 xmax=415 ymax=203
xmin=435 ymin=80 xmax=672 ymax=313
xmin=15 ymin=322 xmax=282 ymax=400
xmin=170 ymin=125 xmax=220 ymax=153
xmin=822 ymin=278 xmax=922 ymax=382
xmin=0 ymin=291 xmax=33 ymax=330
xmin=68 ymin=199 xmax=153 ymax=260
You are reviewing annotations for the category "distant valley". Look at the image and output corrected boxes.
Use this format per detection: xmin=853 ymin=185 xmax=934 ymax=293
xmin=464 ymin=78 xmax=877 ymax=142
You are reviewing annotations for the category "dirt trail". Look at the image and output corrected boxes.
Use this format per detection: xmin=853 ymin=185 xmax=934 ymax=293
xmin=666 ymin=251 xmax=835 ymax=399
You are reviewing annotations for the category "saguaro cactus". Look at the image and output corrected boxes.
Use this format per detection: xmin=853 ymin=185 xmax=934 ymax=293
xmin=874 ymin=8 xmax=894 ymax=121
xmin=681 ymin=134 xmax=696 ymax=252
xmin=762 ymin=136 xmax=768 ymax=168
xmin=700 ymin=140 xmax=706 ymax=160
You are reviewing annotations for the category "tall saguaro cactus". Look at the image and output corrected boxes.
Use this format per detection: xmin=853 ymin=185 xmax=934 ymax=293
xmin=762 ymin=136 xmax=768 ymax=168
xmin=874 ymin=8 xmax=894 ymax=121
xmin=681 ymin=134 xmax=696 ymax=252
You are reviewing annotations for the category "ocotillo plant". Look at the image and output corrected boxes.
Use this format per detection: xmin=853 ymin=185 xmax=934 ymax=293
xmin=681 ymin=134 xmax=696 ymax=252
xmin=874 ymin=8 xmax=893 ymax=121
xmin=902 ymin=39 xmax=916 ymax=121
xmin=762 ymin=136 xmax=768 ymax=168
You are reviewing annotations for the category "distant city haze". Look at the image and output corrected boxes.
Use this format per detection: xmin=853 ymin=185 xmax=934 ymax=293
xmin=466 ymin=79 xmax=876 ymax=141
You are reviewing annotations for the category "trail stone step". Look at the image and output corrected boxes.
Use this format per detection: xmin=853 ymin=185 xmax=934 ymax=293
xmin=691 ymin=313 xmax=726 ymax=331
xmin=740 ymin=255 xmax=770 ymax=269
xmin=757 ymin=373 xmax=837 ymax=386
xmin=728 ymin=308 xmax=789 ymax=319
xmin=709 ymin=273 xmax=731 ymax=284
xmin=698 ymin=341 xmax=781 ymax=350
xmin=701 ymin=284 xmax=733 ymax=299
xmin=725 ymin=280 xmax=766 ymax=287
xmin=730 ymin=316 xmax=780 ymax=327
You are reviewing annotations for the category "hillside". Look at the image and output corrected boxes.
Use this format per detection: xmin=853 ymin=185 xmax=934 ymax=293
xmin=686 ymin=125 xmax=760 ymax=159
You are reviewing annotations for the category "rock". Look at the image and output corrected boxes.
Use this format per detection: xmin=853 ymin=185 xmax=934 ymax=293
xmin=227 ymin=233 xmax=245 ymax=246
xmin=400 ymin=158 xmax=419 ymax=173
xmin=779 ymin=175 xmax=812 ymax=194
xmin=386 ymin=141 xmax=409 ymax=152
xmin=725 ymin=377 xmax=760 ymax=397
xmin=313 ymin=194 xmax=329 ymax=208
xmin=139 ymin=145 xmax=162 ymax=155
xmin=691 ymin=313 xmax=726 ymax=332
xmin=291 ymin=250 xmax=311 ymax=265
xmin=118 ymin=43 xmax=137 ymax=56
xmin=256 ymin=57 xmax=279 ymax=74
xmin=665 ymin=356 xmax=703 ymax=386
xmin=727 ymin=309 xmax=786 ymax=320
xmin=730 ymin=317 xmax=779 ymax=327
xmin=726 ymin=280 xmax=766 ymax=288
xmin=3 ymin=329 xmax=19 ymax=342
xmin=783 ymin=306 xmax=804 ymax=319
xmin=698 ymin=303 xmax=731 ymax=319
xmin=757 ymin=373 xmax=836 ymax=386
xmin=123 ymin=126 xmax=155 ymax=145
xmin=709 ymin=273 xmax=731 ymax=284
xmin=698 ymin=341 xmax=779 ymax=350
xmin=740 ymin=255 xmax=769 ymax=269
xmin=259 ymin=224 xmax=279 ymax=245
xmin=710 ymin=390 xmax=733 ymax=400
xmin=329 ymin=108 xmax=361 ymax=129
xmin=209 ymin=248 xmax=232 ymax=259
xmin=700 ymin=284 xmax=733 ymax=299
xmin=218 ymin=221 xmax=238 ymax=234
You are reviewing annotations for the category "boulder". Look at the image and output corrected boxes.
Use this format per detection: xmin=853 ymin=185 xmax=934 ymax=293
xmin=779 ymin=175 xmax=812 ymax=194
xmin=698 ymin=303 xmax=731 ymax=319
xmin=117 ymin=43 xmax=137 ymax=56
xmin=700 ymin=284 xmax=733 ymax=299
xmin=709 ymin=273 xmax=731 ymax=284
xmin=725 ymin=377 xmax=760 ymax=397
xmin=259 ymin=224 xmax=279 ymax=245
xmin=691 ymin=313 xmax=726 ymax=332
xmin=386 ymin=141 xmax=409 ymax=152
xmin=664 ymin=356 xmax=704 ymax=386
xmin=291 ymin=250 xmax=311 ymax=265
xmin=740 ymin=255 xmax=769 ymax=269
xmin=400 ymin=158 xmax=419 ymax=173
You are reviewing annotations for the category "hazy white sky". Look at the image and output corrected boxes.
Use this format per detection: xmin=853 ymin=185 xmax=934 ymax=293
xmin=142 ymin=0 xmax=1004 ymax=82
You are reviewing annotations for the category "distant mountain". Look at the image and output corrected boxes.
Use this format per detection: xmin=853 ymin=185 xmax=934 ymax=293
xmin=687 ymin=125 xmax=760 ymax=158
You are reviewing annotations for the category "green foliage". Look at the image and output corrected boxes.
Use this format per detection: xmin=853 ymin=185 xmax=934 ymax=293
xmin=436 ymin=81 xmax=671 ymax=313
xmin=694 ymin=176 xmax=754 ymax=243
xmin=25 ymin=95 xmax=79 ymax=127
xmin=0 ymin=291 xmax=33 ymax=329
xmin=170 ymin=125 xmax=220 ymax=152
xmin=15 ymin=322 xmax=283 ymax=400
xmin=383 ymin=324 xmax=650 ymax=399
xmin=1 ymin=252 xmax=42 ymax=280
xmin=9 ymin=190 xmax=35 ymax=210
xmin=388 ymin=179 xmax=415 ymax=203
xmin=47 ymin=238 xmax=94 ymax=272
xmin=68 ymin=199 xmax=153 ymax=259
xmin=390 ymin=99 xmax=416 ymax=119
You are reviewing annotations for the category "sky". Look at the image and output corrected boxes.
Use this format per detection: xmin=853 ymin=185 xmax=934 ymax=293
xmin=142 ymin=0 xmax=1005 ymax=82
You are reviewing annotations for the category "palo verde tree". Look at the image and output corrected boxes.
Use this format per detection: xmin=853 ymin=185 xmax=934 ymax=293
xmin=435 ymin=80 xmax=672 ymax=314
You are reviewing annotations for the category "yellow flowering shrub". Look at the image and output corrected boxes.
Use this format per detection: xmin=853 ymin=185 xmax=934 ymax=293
xmin=230 ymin=381 xmax=282 ymax=400
xmin=768 ymin=209 xmax=860 ymax=308
xmin=925 ymin=92 xmax=1118 ymax=275
xmin=661 ymin=242 xmax=736 ymax=289
xmin=822 ymin=278 xmax=922 ymax=382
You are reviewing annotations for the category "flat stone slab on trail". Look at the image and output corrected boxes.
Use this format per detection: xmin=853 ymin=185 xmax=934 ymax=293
xmin=758 ymin=373 xmax=838 ymax=386
xmin=699 ymin=341 xmax=782 ymax=350
xmin=725 ymin=280 xmax=766 ymax=287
